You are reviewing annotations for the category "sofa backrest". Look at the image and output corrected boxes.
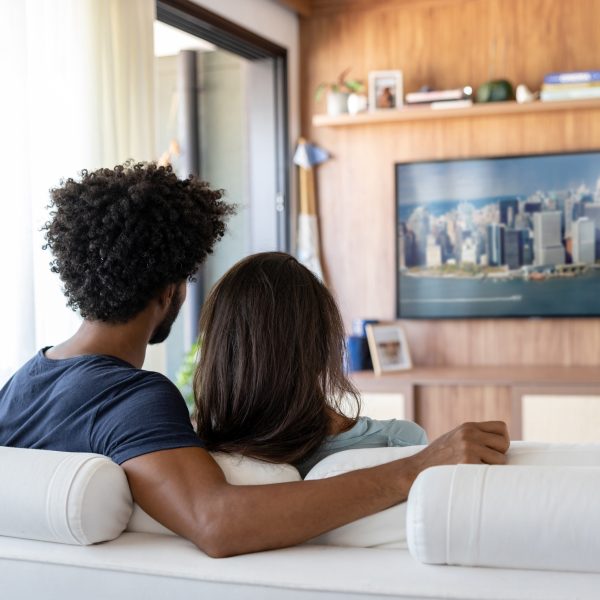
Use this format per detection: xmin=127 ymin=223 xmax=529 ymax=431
xmin=0 ymin=446 xmax=301 ymax=545
xmin=3 ymin=441 xmax=600 ymax=555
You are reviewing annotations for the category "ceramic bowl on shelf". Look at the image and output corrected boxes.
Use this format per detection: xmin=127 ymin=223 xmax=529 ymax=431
xmin=347 ymin=92 xmax=368 ymax=115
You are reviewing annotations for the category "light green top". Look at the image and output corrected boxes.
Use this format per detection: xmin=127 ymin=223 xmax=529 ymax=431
xmin=294 ymin=416 xmax=428 ymax=478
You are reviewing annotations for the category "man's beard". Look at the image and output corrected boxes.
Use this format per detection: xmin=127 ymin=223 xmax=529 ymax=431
xmin=149 ymin=287 xmax=185 ymax=345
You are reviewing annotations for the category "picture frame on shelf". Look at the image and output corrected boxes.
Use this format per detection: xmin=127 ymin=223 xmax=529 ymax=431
xmin=368 ymin=70 xmax=403 ymax=110
xmin=365 ymin=324 xmax=412 ymax=375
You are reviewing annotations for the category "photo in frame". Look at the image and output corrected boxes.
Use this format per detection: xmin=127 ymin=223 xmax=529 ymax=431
xmin=368 ymin=70 xmax=403 ymax=110
xmin=365 ymin=324 xmax=412 ymax=375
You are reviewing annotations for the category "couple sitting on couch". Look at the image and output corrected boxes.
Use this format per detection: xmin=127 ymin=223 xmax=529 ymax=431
xmin=0 ymin=162 xmax=509 ymax=557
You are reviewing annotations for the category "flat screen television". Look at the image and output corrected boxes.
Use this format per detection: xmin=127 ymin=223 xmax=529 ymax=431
xmin=396 ymin=150 xmax=600 ymax=319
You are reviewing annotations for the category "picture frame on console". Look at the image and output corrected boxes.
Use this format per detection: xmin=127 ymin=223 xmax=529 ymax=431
xmin=396 ymin=150 xmax=600 ymax=319
xmin=366 ymin=324 xmax=412 ymax=375
xmin=368 ymin=70 xmax=403 ymax=110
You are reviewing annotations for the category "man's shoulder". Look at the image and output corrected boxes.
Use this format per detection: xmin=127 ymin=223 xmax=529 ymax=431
xmin=4 ymin=349 xmax=183 ymax=405
xmin=41 ymin=349 xmax=177 ymax=390
xmin=85 ymin=361 xmax=184 ymax=407
xmin=0 ymin=350 xmax=199 ymax=463
xmin=119 ymin=367 xmax=183 ymax=398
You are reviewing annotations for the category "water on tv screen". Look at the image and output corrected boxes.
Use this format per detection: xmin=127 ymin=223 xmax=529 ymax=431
xmin=396 ymin=151 xmax=600 ymax=318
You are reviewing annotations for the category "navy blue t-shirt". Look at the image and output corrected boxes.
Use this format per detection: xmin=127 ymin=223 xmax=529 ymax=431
xmin=0 ymin=348 xmax=204 ymax=464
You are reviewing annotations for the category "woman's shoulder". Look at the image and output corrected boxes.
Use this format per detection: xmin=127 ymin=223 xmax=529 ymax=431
xmin=354 ymin=416 xmax=428 ymax=445
xmin=325 ymin=415 xmax=427 ymax=447
xmin=295 ymin=415 xmax=428 ymax=478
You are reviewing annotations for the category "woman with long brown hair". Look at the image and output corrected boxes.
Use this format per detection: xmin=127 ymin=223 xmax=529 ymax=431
xmin=193 ymin=252 xmax=427 ymax=477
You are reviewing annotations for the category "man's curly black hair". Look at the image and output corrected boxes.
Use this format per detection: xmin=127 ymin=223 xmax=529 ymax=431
xmin=43 ymin=162 xmax=234 ymax=323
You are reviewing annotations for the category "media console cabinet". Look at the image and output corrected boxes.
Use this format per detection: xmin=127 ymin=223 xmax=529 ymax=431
xmin=351 ymin=367 xmax=600 ymax=442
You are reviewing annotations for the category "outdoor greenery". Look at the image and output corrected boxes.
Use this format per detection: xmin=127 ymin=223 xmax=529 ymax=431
xmin=175 ymin=342 xmax=200 ymax=413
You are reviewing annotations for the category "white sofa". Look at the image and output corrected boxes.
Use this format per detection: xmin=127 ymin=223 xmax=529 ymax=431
xmin=2 ymin=442 xmax=600 ymax=600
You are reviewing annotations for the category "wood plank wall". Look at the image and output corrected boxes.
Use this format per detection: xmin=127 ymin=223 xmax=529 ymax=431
xmin=300 ymin=0 xmax=600 ymax=367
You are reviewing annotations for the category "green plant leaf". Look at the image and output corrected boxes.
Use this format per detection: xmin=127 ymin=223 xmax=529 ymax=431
xmin=315 ymin=82 xmax=328 ymax=102
xmin=345 ymin=79 xmax=365 ymax=93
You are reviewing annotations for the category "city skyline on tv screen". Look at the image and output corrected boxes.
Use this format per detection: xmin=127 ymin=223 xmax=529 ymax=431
xmin=396 ymin=151 xmax=600 ymax=318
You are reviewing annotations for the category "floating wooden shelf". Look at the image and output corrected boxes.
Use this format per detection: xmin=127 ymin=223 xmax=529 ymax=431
xmin=312 ymin=99 xmax=600 ymax=127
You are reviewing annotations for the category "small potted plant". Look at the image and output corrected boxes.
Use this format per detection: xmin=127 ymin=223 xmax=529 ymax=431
xmin=315 ymin=68 xmax=365 ymax=116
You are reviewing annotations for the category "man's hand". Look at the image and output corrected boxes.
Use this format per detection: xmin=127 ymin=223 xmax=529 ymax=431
xmin=412 ymin=421 xmax=510 ymax=472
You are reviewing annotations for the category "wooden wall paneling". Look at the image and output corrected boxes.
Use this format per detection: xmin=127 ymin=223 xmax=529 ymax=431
xmin=300 ymin=0 xmax=600 ymax=374
xmin=302 ymin=0 xmax=600 ymax=135
xmin=415 ymin=385 xmax=513 ymax=440
xmin=314 ymin=108 xmax=600 ymax=345
xmin=275 ymin=0 xmax=312 ymax=16
xmin=300 ymin=1 xmax=600 ymax=447
xmin=304 ymin=0 xmax=600 ymax=125
xmin=401 ymin=317 xmax=600 ymax=367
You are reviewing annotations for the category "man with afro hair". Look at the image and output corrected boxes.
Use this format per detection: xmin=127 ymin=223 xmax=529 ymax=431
xmin=0 ymin=162 xmax=509 ymax=557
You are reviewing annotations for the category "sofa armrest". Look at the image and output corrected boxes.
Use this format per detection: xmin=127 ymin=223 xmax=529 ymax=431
xmin=0 ymin=446 xmax=132 ymax=545
xmin=407 ymin=464 xmax=600 ymax=573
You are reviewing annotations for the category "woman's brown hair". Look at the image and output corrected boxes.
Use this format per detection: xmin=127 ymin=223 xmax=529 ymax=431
xmin=193 ymin=252 xmax=359 ymax=465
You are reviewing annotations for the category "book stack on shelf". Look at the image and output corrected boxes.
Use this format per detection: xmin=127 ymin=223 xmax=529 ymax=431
xmin=405 ymin=86 xmax=473 ymax=110
xmin=541 ymin=70 xmax=600 ymax=102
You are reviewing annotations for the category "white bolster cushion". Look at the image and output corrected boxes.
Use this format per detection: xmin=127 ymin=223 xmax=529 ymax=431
xmin=407 ymin=464 xmax=600 ymax=573
xmin=127 ymin=452 xmax=302 ymax=535
xmin=0 ymin=446 xmax=132 ymax=545
xmin=305 ymin=446 xmax=425 ymax=548
xmin=507 ymin=440 xmax=600 ymax=465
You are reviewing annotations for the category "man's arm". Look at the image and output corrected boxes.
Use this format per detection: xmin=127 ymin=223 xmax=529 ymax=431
xmin=122 ymin=421 xmax=509 ymax=558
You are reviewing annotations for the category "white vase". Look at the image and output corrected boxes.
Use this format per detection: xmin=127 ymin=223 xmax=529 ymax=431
xmin=347 ymin=93 xmax=368 ymax=115
xmin=516 ymin=84 xmax=537 ymax=104
xmin=327 ymin=91 xmax=349 ymax=116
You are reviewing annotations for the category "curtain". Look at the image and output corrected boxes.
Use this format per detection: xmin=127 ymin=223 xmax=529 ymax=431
xmin=0 ymin=0 xmax=156 ymax=384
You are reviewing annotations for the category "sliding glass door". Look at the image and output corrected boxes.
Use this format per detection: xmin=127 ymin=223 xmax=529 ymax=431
xmin=153 ymin=3 xmax=289 ymax=379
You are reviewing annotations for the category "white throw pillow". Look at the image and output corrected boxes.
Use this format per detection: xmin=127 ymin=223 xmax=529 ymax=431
xmin=305 ymin=446 xmax=425 ymax=548
xmin=127 ymin=452 xmax=302 ymax=535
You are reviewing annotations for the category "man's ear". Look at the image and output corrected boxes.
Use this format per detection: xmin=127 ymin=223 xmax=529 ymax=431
xmin=156 ymin=283 xmax=177 ymax=309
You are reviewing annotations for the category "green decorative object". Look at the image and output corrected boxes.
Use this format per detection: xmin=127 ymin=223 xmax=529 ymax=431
xmin=175 ymin=342 xmax=200 ymax=414
xmin=476 ymin=79 xmax=514 ymax=102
